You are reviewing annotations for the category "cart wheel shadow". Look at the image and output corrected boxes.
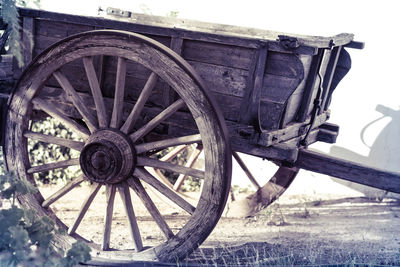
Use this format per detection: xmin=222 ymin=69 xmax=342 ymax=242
xmin=328 ymin=104 xmax=400 ymax=199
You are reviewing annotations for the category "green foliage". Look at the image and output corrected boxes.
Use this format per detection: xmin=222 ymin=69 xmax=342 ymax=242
xmin=0 ymin=0 xmax=23 ymax=67
xmin=0 ymin=171 xmax=91 ymax=266
xmin=0 ymin=0 xmax=40 ymax=66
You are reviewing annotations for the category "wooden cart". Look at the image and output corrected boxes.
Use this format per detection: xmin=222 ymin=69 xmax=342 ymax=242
xmin=1 ymin=7 xmax=399 ymax=263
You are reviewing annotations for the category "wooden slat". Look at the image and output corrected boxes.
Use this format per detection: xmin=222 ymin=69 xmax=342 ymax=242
xmin=42 ymin=174 xmax=85 ymax=208
xmin=295 ymin=149 xmax=400 ymax=194
xmin=158 ymin=145 xmax=187 ymax=162
xmin=23 ymin=130 xmax=84 ymax=151
xmin=102 ymin=185 xmax=116 ymax=251
xmin=32 ymin=98 xmax=90 ymax=139
xmin=117 ymin=182 xmax=143 ymax=252
xmin=127 ymin=178 xmax=174 ymax=240
xmin=183 ymin=39 xmax=253 ymax=70
xmin=68 ymin=183 xmax=102 ymax=235
xmin=129 ymin=99 xmax=185 ymax=142
xmin=53 ymin=70 xmax=98 ymax=132
xmin=173 ymin=146 xmax=203 ymax=191
xmin=110 ymin=57 xmax=126 ymax=129
xmin=297 ymin=49 xmax=324 ymax=122
xmin=135 ymin=134 xmax=201 ymax=154
xmin=320 ymin=46 xmax=342 ymax=112
xmin=22 ymin=16 xmax=34 ymax=66
xmin=137 ymin=156 xmax=205 ymax=179
xmin=134 ymin=168 xmax=195 ymax=214
xmin=83 ymin=56 xmax=109 ymax=128
xmin=121 ymin=72 xmax=158 ymax=134
xmin=232 ymin=151 xmax=261 ymax=190
xmin=27 ymin=158 xmax=79 ymax=174
xmin=239 ymin=45 xmax=268 ymax=131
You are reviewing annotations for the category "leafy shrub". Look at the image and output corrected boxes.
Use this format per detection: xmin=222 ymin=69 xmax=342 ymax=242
xmin=0 ymin=171 xmax=91 ymax=266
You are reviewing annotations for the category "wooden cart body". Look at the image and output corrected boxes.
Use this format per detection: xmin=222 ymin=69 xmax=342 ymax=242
xmin=1 ymin=8 xmax=360 ymax=161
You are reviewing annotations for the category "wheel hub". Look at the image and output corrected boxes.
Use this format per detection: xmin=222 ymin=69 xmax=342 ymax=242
xmin=80 ymin=129 xmax=136 ymax=184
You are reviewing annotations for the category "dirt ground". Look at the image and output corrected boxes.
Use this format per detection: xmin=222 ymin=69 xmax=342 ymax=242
xmin=40 ymin=177 xmax=400 ymax=266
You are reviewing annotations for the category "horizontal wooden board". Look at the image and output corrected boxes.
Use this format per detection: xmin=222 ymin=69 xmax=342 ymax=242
xmin=261 ymin=74 xmax=302 ymax=104
xmin=189 ymin=61 xmax=248 ymax=97
xmin=259 ymin=101 xmax=285 ymax=130
xmin=182 ymin=40 xmax=254 ymax=70
xmin=265 ymin=52 xmax=304 ymax=78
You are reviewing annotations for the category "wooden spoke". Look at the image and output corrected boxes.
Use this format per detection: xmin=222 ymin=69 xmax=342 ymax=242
xmin=110 ymin=57 xmax=127 ymax=129
xmin=83 ymin=56 xmax=108 ymax=128
xmin=137 ymin=156 xmax=204 ymax=179
xmin=134 ymin=168 xmax=195 ymax=215
xmin=53 ymin=70 xmax=98 ymax=132
xmin=127 ymin=178 xmax=174 ymax=240
xmin=120 ymin=72 xmax=158 ymax=134
xmin=27 ymin=158 xmax=79 ymax=174
xmin=232 ymin=151 xmax=261 ymax=190
xmin=42 ymin=174 xmax=85 ymax=208
xmin=117 ymin=182 xmax=143 ymax=252
xmin=68 ymin=183 xmax=102 ymax=235
xmin=102 ymin=185 xmax=117 ymax=251
xmin=24 ymin=130 xmax=84 ymax=151
xmin=129 ymin=99 xmax=185 ymax=142
xmin=159 ymin=145 xmax=187 ymax=162
xmin=135 ymin=134 xmax=202 ymax=154
xmin=32 ymin=98 xmax=90 ymax=139
xmin=173 ymin=146 xmax=203 ymax=191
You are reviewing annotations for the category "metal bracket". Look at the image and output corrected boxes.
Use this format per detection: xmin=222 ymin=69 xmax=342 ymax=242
xmin=106 ymin=7 xmax=132 ymax=18
xmin=278 ymin=35 xmax=300 ymax=50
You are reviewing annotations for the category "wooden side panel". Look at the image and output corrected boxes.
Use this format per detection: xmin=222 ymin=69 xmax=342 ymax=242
xmin=259 ymin=51 xmax=304 ymax=130
xmin=29 ymin=14 xmax=320 ymax=133
xmin=281 ymin=54 xmax=313 ymax=126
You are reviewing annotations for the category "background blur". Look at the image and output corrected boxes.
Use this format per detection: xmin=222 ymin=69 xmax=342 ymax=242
xmin=38 ymin=0 xmax=400 ymax=197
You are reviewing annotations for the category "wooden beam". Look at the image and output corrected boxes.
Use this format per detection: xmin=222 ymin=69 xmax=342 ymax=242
xmin=297 ymin=49 xmax=324 ymax=122
xmin=295 ymin=149 xmax=400 ymax=194
xmin=239 ymin=44 xmax=268 ymax=131
xmin=22 ymin=16 xmax=34 ymax=66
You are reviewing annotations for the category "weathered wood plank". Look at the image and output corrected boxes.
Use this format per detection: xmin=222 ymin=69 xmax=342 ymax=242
xmin=295 ymin=149 xmax=400 ymax=194
xmin=320 ymin=46 xmax=341 ymax=113
xmin=297 ymin=49 xmax=325 ymax=122
xmin=188 ymin=60 xmax=248 ymax=97
xmin=20 ymin=8 xmax=352 ymax=53
xmin=182 ymin=40 xmax=254 ymax=70
xmin=239 ymin=45 xmax=267 ymax=129
xmin=22 ymin=16 xmax=34 ymax=66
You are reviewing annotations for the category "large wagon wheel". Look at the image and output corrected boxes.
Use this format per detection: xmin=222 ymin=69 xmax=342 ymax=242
xmin=5 ymin=30 xmax=231 ymax=262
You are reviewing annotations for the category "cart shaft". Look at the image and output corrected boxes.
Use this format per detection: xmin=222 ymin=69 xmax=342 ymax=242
xmin=295 ymin=149 xmax=400 ymax=194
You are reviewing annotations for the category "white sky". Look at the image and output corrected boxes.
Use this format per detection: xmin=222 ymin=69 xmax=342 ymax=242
xmin=38 ymin=1 xmax=400 ymax=175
